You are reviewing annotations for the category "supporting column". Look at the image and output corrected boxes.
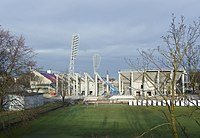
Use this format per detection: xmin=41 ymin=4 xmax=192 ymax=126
xmin=68 ymin=74 xmax=71 ymax=96
xmin=144 ymin=75 xmax=146 ymax=98
xmin=170 ymin=70 xmax=173 ymax=95
xmin=142 ymin=71 xmax=145 ymax=98
xmin=95 ymin=73 xmax=98 ymax=96
xmin=56 ymin=74 xmax=59 ymax=95
xmin=182 ymin=71 xmax=185 ymax=94
xmin=79 ymin=77 xmax=82 ymax=95
xmin=121 ymin=81 xmax=124 ymax=95
xmin=118 ymin=72 xmax=121 ymax=94
xmin=130 ymin=72 xmax=134 ymax=96
xmin=84 ymin=73 xmax=88 ymax=96
xmin=73 ymin=79 xmax=75 ymax=95
xmin=106 ymin=72 xmax=109 ymax=93
xmin=75 ymin=75 xmax=78 ymax=96
xmin=157 ymin=70 xmax=160 ymax=95
xmin=101 ymin=82 xmax=104 ymax=95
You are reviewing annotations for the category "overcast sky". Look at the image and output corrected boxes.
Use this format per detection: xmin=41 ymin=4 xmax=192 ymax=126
xmin=0 ymin=0 xmax=199 ymax=78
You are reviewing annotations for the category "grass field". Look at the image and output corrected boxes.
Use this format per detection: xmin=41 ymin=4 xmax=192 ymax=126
xmin=0 ymin=102 xmax=63 ymax=130
xmin=0 ymin=104 xmax=199 ymax=138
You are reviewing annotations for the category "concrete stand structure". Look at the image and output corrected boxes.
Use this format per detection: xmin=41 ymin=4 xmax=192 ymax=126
xmin=118 ymin=70 xmax=185 ymax=97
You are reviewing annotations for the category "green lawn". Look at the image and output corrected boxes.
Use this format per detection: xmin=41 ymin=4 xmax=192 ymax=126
xmin=0 ymin=102 xmax=63 ymax=130
xmin=0 ymin=104 xmax=199 ymax=138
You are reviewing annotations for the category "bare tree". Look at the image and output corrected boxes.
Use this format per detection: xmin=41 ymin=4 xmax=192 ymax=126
xmin=0 ymin=27 xmax=35 ymax=111
xmin=58 ymin=74 xmax=68 ymax=105
xmin=132 ymin=15 xmax=200 ymax=138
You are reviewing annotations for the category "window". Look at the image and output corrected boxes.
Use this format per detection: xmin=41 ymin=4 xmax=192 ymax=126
xmin=147 ymin=91 xmax=151 ymax=96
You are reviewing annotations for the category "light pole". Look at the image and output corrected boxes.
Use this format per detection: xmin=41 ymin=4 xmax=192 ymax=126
xmin=93 ymin=54 xmax=101 ymax=96
xmin=69 ymin=34 xmax=80 ymax=74
xmin=68 ymin=34 xmax=80 ymax=95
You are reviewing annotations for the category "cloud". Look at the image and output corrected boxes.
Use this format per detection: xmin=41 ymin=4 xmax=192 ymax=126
xmin=35 ymin=48 xmax=69 ymax=55
xmin=0 ymin=0 xmax=200 ymax=78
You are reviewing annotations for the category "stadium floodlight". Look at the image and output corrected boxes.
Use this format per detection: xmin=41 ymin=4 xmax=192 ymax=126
xmin=69 ymin=34 xmax=80 ymax=74
xmin=93 ymin=53 xmax=101 ymax=73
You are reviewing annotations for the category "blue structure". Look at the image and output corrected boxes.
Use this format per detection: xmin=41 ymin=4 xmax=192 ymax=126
xmin=103 ymin=79 xmax=119 ymax=95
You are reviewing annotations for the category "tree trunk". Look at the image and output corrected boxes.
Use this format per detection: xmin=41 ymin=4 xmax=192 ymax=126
xmin=171 ymin=105 xmax=178 ymax=138
xmin=0 ymin=96 xmax=4 ymax=111
xmin=62 ymin=96 xmax=65 ymax=105
xmin=171 ymin=71 xmax=178 ymax=138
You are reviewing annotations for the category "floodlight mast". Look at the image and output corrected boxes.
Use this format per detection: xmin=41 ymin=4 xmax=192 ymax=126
xmin=69 ymin=34 xmax=80 ymax=74
xmin=93 ymin=54 xmax=101 ymax=74
xmin=93 ymin=54 xmax=101 ymax=96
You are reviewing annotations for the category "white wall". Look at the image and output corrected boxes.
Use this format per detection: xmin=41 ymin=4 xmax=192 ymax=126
xmin=24 ymin=94 xmax=44 ymax=109
xmin=6 ymin=93 xmax=44 ymax=111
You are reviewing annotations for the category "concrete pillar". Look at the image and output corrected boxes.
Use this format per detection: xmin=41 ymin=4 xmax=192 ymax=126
xmin=95 ymin=73 xmax=98 ymax=96
xmin=170 ymin=70 xmax=173 ymax=95
xmin=157 ymin=71 xmax=160 ymax=95
xmin=106 ymin=73 xmax=109 ymax=93
xmin=118 ymin=72 xmax=121 ymax=94
xmin=68 ymin=75 xmax=71 ymax=96
xmin=78 ymin=77 xmax=82 ymax=96
xmin=73 ymin=78 xmax=75 ymax=95
xmin=144 ymin=74 xmax=147 ymax=98
xmin=182 ymin=71 xmax=185 ymax=94
xmin=142 ymin=71 xmax=145 ymax=98
xmin=84 ymin=73 xmax=88 ymax=96
xmin=131 ymin=72 xmax=134 ymax=96
xmin=121 ymin=81 xmax=124 ymax=95
xmin=92 ymin=81 xmax=95 ymax=96
xmin=102 ymin=82 xmax=104 ymax=95
xmin=56 ymin=74 xmax=59 ymax=95
xmin=75 ymin=75 xmax=78 ymax=96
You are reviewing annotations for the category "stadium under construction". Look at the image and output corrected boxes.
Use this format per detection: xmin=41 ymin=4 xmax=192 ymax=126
xmin=30 ymin=34 xmax=200 ymax=102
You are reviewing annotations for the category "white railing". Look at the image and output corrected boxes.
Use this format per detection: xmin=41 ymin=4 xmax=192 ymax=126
xmin=129 ymin=99 xmax=200 ymax=106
